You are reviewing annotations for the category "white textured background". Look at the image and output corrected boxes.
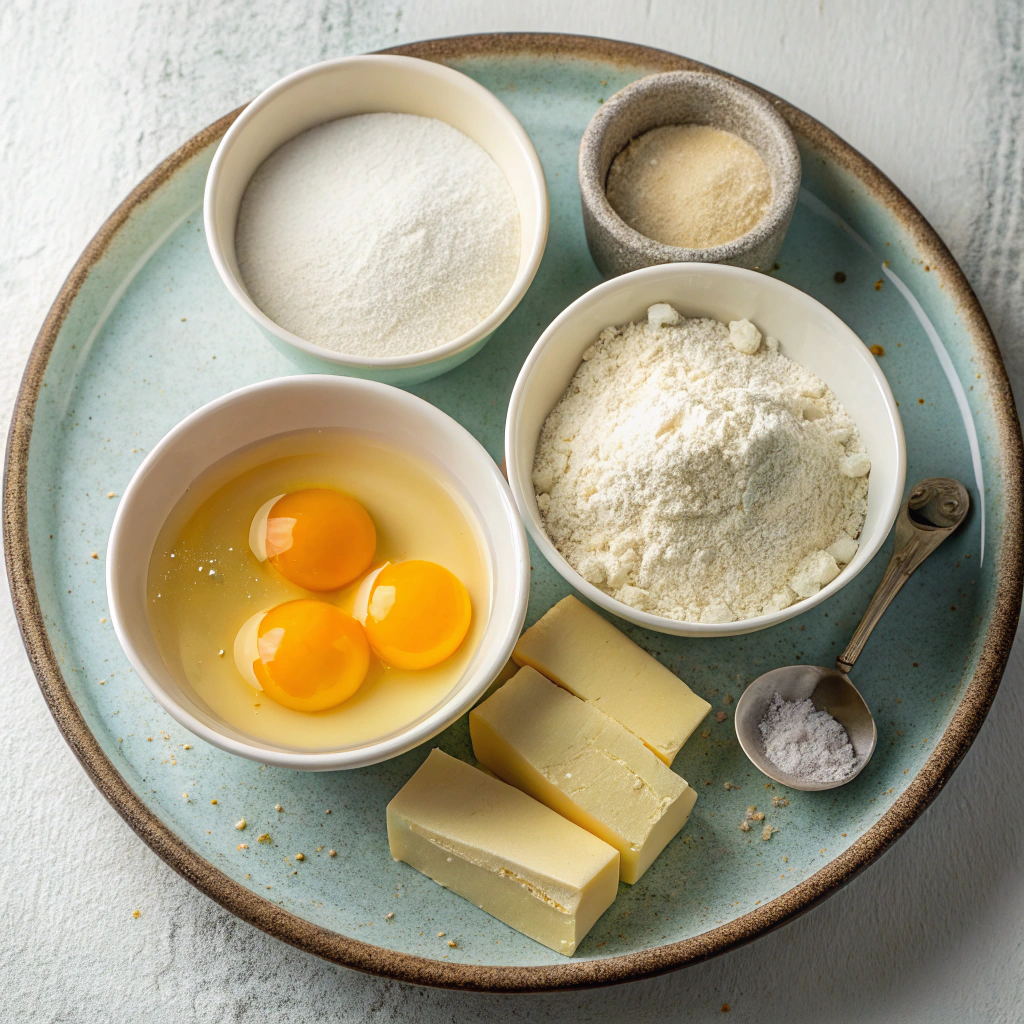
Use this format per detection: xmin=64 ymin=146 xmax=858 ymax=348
xmin=2 ymin=2 xmax=1023 ymax=1020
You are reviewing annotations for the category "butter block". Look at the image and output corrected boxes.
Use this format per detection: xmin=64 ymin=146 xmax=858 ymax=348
xmin=512 ymin=596 xmax=711 ymax=765
xmin=387 ymin=749 xmax=619 ymax=955
xmin=471 ymin=667 xmax=697 ymax=883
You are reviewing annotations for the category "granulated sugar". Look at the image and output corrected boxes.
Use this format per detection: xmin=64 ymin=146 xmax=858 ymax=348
xmin=235 ymin=112 xmax=520 ymax=358
xmin=758 ymin=692 xmax=856 ymax=783
xmin=605 ymin=124 xmax=771 ymax=249
xmin=532 ymin=304 xmax=869 ymax=623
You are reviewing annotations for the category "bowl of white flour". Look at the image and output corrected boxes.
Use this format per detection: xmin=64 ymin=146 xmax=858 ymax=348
xmin=205 ymin=56 xmax=548 ymax=385
xmin=506 ymin=263 xmax=905 ymax=637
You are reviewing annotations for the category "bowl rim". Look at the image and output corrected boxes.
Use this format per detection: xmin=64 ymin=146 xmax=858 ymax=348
xmin=203 ymin=53 xmax=550 ymax=371
xmin=578 ymin=69 xmax=802 ymax=265
xmin=105 ymin=375 xmax=531 ymax=770
xmin=505 ymin=261 xmax=907 ymax=637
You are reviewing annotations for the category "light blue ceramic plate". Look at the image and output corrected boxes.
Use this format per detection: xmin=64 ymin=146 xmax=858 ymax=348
xmin=6 ymin=34 xmax=1022 ymax=991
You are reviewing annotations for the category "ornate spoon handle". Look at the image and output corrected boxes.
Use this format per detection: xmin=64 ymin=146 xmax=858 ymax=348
xmin=836 ymin=477 xmax=969 ymax=674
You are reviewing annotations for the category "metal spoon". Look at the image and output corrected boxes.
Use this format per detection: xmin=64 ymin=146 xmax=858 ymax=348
xmin=734 ymin=477 xmax=970 ymax=792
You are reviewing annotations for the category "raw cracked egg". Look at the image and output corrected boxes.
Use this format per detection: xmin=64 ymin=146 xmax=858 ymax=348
xmin=353 ymin=560 xmax=472 ymax=670
xmin=234 ymin=599 xmax=370 ymax=712
xmin=148 ymin=430 xmax=488 ymax=751
xmin=249 ymin=488 xmax=375 ymax=591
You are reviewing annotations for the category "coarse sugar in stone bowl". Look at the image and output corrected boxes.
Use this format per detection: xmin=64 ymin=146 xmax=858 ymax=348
xmin=579 ymin=71 xmax=801 ymax=278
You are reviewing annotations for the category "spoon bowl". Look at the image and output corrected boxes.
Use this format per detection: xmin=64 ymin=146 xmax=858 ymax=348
xmin=734 ymin=666 xmax=877 ymax=791
xmin=734 ymin=477 xmax=970 ymax=791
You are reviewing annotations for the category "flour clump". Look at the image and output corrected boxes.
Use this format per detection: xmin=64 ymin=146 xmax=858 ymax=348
xmin=533 ymin=305 xmax=869 ymax=623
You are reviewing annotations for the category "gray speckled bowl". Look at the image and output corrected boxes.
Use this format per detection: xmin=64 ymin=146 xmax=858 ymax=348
xmin=579 ymin=71 xmax=801 ymax=276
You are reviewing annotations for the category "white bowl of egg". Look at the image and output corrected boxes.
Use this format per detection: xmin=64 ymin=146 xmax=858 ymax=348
xmin=506 ymin=262 xmax=906 ymax=638
xmin=204 ymin=55 xmax=549 ymax=386
xmin=106 ymin=375 xmax=529 ymax=770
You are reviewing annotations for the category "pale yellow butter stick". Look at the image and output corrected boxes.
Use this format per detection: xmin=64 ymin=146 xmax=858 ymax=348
xmin=387 ymin=749 xmax=619 ymax=956
xmin=512 ymin=596 xmax=711 ymax=765
xmin=471 ymin=666 xmax=698 ymax=883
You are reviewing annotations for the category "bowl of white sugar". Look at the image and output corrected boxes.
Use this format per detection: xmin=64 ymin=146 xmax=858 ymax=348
xmin=505 ymin=262 xmax=906 ymax=637
xmin=205 ymin=56 xmax=548 ymax=385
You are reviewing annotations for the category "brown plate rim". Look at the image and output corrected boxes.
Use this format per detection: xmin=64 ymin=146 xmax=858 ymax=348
xmin=4 ymin=32 xmax=1022 ymax=993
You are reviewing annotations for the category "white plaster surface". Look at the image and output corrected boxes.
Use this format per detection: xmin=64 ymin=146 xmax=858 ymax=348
xmin=2 ymin=2 xmax=1023 ymax=1020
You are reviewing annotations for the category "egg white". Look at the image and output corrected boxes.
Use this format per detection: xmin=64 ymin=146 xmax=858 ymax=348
xmin=233 ymin=609 xmax=266 ymax=690
xmin=248 ymin=494 xmax=285 ymax=562
xmin=351 ymin=562 xmax=389 ymax=625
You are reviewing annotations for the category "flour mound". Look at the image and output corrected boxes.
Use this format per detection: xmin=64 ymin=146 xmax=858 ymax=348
xmin=533 ymin=308 xmax=869 ymax=623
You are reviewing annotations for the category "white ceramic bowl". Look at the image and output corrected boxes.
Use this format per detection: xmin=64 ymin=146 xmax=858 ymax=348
xmin=506 ymin=263 xmax=906 ymax=637
xmin=107 ymin=376 xmax=530 ymax=770
xmin=204 ymin=55 xmax=549 ymax=386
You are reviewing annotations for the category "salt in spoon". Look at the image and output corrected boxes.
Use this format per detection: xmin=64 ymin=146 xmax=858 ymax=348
xmin=734 ymin=477 xmax=970 ymax=792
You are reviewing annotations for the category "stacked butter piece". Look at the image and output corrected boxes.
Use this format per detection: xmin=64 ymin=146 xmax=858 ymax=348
xmin=387 ymin=596 xmax=711 ymax=954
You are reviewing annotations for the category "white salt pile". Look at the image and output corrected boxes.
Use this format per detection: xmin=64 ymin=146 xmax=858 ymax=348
xmin=758 ymin=691 xmax=856 ymax=783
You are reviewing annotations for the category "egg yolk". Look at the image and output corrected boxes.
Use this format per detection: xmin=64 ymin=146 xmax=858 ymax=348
xmin=265 ymin=488 xmax=375 ymax=591
xmin=363 ymin=560 xmax=471 ymax=670
xmin=251 ymin=600 xmax=370 ymax=712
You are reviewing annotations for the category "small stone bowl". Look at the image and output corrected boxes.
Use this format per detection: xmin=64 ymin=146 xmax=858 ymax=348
xmin=578 ymin=71 xmax=801 ymax=277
